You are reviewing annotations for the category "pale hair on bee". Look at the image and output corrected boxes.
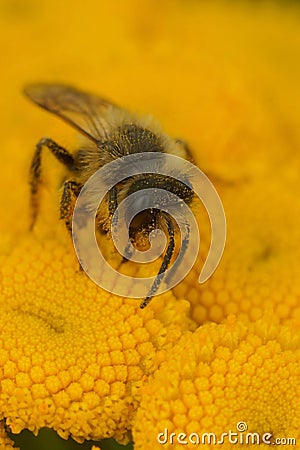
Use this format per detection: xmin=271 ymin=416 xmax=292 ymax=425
xmin=24 ymin=83 xmax=195 ymax=308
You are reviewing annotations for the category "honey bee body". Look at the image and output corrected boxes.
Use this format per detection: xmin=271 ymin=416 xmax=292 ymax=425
xmin=24 ymin=84 xmax=194 ymax=308
xmin=73 ymin=112 xmax=189 ymax=179
xmin=74 ymin=122 xmax=192 ymax=232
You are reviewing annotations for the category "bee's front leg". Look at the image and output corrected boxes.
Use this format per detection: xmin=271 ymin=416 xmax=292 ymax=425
xmin=107 ymin=186 xmax=133 ymax=265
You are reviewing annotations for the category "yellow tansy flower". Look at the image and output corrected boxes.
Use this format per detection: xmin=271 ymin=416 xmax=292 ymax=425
xmin=133 ymin=316 xmax=300 ymax=449
xmin=0 ymin=232 xmax=193 ymax=444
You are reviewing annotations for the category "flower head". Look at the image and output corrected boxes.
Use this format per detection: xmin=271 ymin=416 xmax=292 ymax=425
xmin=133 ymin=316 xmax=300 ymax=449
xmin=0 ymin=233 xmax=193 ymax=443
xmin=176 ymin=176 xmax=300 ymax=327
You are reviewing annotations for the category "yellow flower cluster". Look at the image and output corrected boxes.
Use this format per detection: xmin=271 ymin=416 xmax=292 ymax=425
xmin=133 ymin=316 xmax=300 ymax=449
xmin=0 ymin=234 xmax=193 ymax=446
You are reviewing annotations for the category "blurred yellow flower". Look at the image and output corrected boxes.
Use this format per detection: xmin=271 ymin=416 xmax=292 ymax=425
xmin=176 ymin=175 xmax=300 ymax=326
xmin=133 ymin=316 xmax=300 ymax=449
xmin=0 ymin=0 xmax=299 ymax=448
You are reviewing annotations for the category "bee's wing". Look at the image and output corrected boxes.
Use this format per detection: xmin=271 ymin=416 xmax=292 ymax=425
xmin=24 ymin=83 xmax=121 ymax=143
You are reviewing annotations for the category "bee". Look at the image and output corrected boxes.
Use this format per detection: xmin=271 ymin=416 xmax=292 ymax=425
xmin=24 ymin=83 xmax=194 ymax=308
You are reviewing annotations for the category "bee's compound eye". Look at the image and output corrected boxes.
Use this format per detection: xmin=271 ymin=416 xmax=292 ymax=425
xmin=125 ymin=192 xmax=155 ymax=226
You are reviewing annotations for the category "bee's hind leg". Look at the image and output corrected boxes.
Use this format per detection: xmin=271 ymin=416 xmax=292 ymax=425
xmin=29 ymin=137 xmax=75 ymax=229
xmin=175 ymin=138 xmax=194 ymax=162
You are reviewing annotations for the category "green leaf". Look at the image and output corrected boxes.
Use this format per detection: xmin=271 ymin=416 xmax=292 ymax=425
xmin=9 ymin=428 xmax=134 ymax=450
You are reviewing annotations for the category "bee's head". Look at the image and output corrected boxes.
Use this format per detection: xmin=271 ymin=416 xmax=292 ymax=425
xmin=125 ymin=174 xmax=193 ymax=250
xmin=127 ymin=173 xmax=193 ymax=204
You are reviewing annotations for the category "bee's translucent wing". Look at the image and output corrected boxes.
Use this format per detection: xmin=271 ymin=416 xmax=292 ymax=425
xmin=24 ymin=83 xmax=119 ymax=143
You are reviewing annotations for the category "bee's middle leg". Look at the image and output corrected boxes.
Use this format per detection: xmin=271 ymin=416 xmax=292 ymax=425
xmin=60 ymin=180 xmax=82 ymax=234
xmin=108 ymin=185 xmax=118 ymax=218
